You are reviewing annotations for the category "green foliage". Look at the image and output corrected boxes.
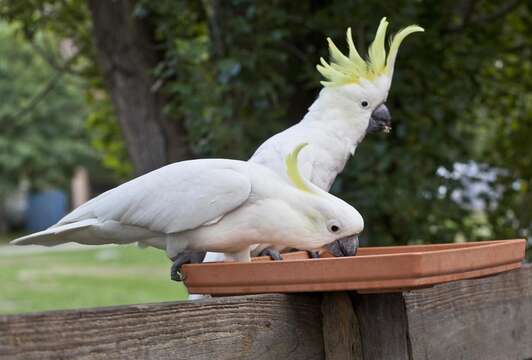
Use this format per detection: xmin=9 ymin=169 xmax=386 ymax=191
xmin=1 ymin=0 xmax=530 ymax=250
xmin=144 ymin=1 xmax=532 ymax=247
xmin=0 ymin=22 xmax=93 ymax=193
xmin=145 ymin=1 xmax=311 ymax=158
xmin=473 ymin=8 xmax=532 ymax=243
xmin=85 ymin=91 xmax=133 ymax=179
xmin=0 ymin=0 xmax=132 ymax=181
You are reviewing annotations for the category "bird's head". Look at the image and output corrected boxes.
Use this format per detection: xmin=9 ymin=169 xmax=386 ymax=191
xmin=285 ymin=143 xmax=364 ymax=255
xmin=315 ymin=17 xmax=423 ymax=136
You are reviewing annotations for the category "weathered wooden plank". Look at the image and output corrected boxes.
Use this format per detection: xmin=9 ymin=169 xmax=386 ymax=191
xmin=321 ymin=292 xmax=362 ymax=360
xmin=0 ymin=293 xmax=324 ymax=360
xmin=2 ymin=267 xmax=530 ymax=360
xmin=352 ymin=292 xmax=410 ymax=360
xmin=404 ymin=265 xmax=532 ymax=360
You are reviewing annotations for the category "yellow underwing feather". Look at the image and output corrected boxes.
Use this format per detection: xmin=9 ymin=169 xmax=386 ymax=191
xmin=285 ymin=143 xmax=313 ymax=193
xmin=316 ymin=17 xmax=424 ymax=87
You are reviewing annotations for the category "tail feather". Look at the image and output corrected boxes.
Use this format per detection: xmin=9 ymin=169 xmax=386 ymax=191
xmin=10 ymin=219 xmax=99 ymax=246
xmin=11 ymin=219 xmax=166 ymax=247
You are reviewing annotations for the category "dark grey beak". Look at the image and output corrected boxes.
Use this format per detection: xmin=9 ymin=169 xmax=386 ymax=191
xmin=325 ymin=235 xmax=359 ymax=257
xmin=366 ymin=103 xmax=392 ymax=134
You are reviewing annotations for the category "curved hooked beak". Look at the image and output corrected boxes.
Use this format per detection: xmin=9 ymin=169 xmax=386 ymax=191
xmin=366 ymin=103 xmax=392 ymax=134
xmin=325 ymin=235 xmax=359 ymax=257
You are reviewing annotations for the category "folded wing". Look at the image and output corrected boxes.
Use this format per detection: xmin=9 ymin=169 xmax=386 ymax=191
xmin=12 ymin=160 xmax=252 ymax=246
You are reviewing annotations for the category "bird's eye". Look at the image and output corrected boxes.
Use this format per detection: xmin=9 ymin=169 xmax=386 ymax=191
xmin=327 ymin=221 xmax=341 ymax=233
xmin=361 ymin=101 xmax=369 ymax=108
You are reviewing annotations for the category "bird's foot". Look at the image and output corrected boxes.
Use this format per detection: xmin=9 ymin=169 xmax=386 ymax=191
xmin=258 ymin=248 xmax=284 ymax=261
xmin=170 ymin=251 xmax=206 ymax=282
xmin=307 ymin=250 xmax=320 ymax=259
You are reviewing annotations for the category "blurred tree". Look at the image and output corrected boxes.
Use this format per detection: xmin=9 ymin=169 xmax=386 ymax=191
xmin=0 ymin=0 xmax=132 ymax=179
xmin=141 ymin=0 xmax=532 ymax=247
xmin=86 ymin=0 xmax=192 ymax=175
xmin=0 ymin=22 xmax=93 ymax=231
xmin=473 ymin=7 xmax=532 ymax=245
xmin=0 ymin=0 xmax=530 ymax=249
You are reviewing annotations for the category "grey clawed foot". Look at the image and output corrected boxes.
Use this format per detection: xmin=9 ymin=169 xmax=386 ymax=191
xmin=307 ymin=250 xmax=320 ymax=259
xmin=170 ymin=260 xmax=183 ymax=282
xmin=259 ymin=248 xmax=284 ymax=261
xmin=170 ymin=251 xmax=207 ymax=282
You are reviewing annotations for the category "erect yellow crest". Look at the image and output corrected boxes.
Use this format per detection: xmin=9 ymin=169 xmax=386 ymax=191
xmin=316 ymin=17 xmax=424 ymax=87
xmin=285 ymin=143 xmax=313 ymax=193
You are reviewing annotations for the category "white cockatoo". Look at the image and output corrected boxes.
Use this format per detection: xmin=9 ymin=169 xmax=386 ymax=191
xmin=197 ymin=17 xmax=424 ymax=265
xmin=12 ymin=144 xmax=364 ymax=280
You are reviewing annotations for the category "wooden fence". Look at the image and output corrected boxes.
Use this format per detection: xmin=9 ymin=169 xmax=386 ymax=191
xmin=1 ymin=265 xmax=530 ymax=360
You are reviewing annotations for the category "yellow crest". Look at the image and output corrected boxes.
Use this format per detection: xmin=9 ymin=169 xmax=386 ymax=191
xmin=285 ymin=143 xmax=313 ymax=193
xmin=316 ymin=17 xmax=424 ymax=86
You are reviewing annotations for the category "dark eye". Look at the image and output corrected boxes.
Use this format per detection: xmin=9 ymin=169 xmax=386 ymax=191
xmin=327 ymin=220 xmax=341 ymax=233
xmin=361 ymin=101 xmax=369 ymax=108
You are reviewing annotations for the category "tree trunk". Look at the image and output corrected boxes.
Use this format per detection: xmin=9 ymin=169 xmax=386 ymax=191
xmin=87 ymin=0 xmax=191 ymax=176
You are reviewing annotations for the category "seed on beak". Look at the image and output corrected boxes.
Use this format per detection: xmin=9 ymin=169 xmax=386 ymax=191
xmin=366 ymin=103 xmax=392 ymax=134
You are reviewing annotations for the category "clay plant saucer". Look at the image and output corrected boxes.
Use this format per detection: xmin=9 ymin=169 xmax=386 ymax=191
xmin=182 ymin=239 xmax=526 ymax=295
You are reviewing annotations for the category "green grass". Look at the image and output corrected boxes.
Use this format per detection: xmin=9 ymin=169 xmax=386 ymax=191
xmin=0 ymin=232 xmax=22 ymax=245
xmin=0 ymin=245 xmax=188 ymax=314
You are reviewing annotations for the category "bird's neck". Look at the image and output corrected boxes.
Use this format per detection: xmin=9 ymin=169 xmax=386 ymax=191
xmin=299 ymin=89 xmax=369 ymax=155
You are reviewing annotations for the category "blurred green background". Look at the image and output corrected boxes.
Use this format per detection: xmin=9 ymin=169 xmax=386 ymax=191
xmin=0 ymin=244 xmax=187 ymax=314
xmin=0 ymin=0 xmax=530 ymax=313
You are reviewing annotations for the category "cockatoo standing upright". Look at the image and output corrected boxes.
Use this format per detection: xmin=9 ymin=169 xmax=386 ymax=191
xmin=12 ymin=144 xmax=364 ymax=281
xmin=194 ymin=17 xmax=424 ymax=266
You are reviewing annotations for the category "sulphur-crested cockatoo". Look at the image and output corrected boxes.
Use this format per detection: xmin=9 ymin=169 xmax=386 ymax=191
xmin=197 ymin=17 xmax=423 ymax=265
xmin=12 ymin=144 xmax=364 ymax=280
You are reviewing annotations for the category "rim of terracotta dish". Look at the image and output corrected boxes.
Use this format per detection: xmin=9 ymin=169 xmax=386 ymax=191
xmin=185 ymin=239 xmax=525 ymax=267
xmin=181 ymin=239 xmax=526 ymax=295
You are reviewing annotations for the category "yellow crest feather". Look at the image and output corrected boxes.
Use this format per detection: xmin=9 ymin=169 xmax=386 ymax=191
xmin=316 ymin=17 xmax=424 ymax=86
xmin=285 ymin=143 xmax=313 ymax=193
xmin=368 ymin=18 xmax=389 ymax=76
xmin=385 ymin=24 xmax=424 ymax=73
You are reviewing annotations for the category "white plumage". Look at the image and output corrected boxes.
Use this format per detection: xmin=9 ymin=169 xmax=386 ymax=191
xmin=12 ymin=147 xmax=364 ymax=263
xmin=202 ymin=77 xmax=391 ymax=263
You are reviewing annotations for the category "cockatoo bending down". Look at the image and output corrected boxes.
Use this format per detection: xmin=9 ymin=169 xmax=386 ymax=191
xmin=196 ymin=17 xmax=424 ymax=266
xmin=12 ymin=144 xmax=364 ymax=281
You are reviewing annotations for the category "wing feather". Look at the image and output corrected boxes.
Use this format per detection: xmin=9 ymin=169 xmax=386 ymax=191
xmin=57 ymin=159 xmax=252 ymax=234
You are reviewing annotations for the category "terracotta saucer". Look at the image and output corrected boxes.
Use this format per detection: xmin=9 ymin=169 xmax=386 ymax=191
xmin=182 ymin=239 xmax=526 ymax=295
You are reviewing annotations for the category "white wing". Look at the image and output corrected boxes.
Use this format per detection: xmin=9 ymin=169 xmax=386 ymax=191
xmin=60 ymin=159 xmax=251 ymax=233
xmin=12 ymin=159 xmax=251 ymax=245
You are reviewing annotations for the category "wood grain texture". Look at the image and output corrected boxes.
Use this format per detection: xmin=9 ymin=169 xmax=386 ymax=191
xmin=352 ymin=293 xmax=410 ymax=360
xmin=321 ymin=292 xmax=362 ymax=360
xmin=2 ymin=267 xmax=530 ymax=360
xmin=0 ymin=294 xmax=324 ymax=360
xmin=404 ymin=265 xmax=532 ymax=360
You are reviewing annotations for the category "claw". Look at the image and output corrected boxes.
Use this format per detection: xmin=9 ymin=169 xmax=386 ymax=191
xmin=307 ymin=250 xmax=320 ymax=259
xmin=258 ymin=248 xmax=284 ymax=261
xmin=170 ymin=251 xmax=207 ymax=281
xmin=170 ymin=260 xmax=184 ymax=282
